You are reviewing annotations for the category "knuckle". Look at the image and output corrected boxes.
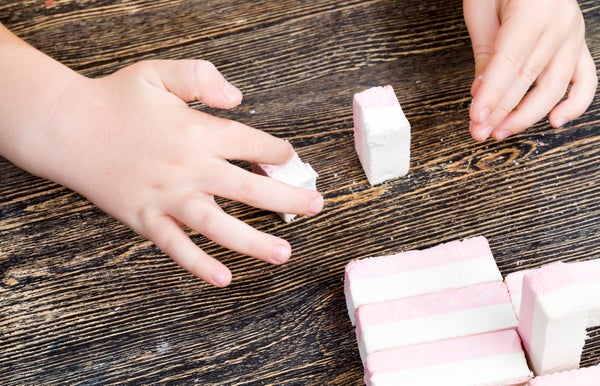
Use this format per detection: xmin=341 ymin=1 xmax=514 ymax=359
xmin=495 ymin=104 xmax=513 ymax=120
xmin=547 ymin=80 xmax=569 ymax=102
xmin=193 ymin=202 xmax=220 ymax=240
xmin=519 ymin=64 xmax=543 ymax=86
xmin=193 ymin=59 xmax=217 ymax=77
xmin=245 ymin=128 xmax=266 ymax=160
xmin=474 ymin=44 xmax=494 ymax=62
xmin=143 ymin=216 xmax=180 ymax=258
xmin=503 ymin=52 xmax=526 ymax=72
xmin=238 ymin=173 xmax=258 ymax=200
xmin=157 ymin=231 xmax=179 ymax=259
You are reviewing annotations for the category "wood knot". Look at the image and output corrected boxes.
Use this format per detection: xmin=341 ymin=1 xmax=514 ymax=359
xmin=449 ymin=140 xmax=537 ymax=173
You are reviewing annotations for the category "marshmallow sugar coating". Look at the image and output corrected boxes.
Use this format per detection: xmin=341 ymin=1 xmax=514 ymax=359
xmin=353 ymin=85 xmax=411 ymax=186
xmin=517 ymin=261 xmax=600 ymax=376
xmin=344 ymin=236 xmax=502 ymax=325
xmin=528 ymin=363 xmax=600 ymax=385
xmin=252 ymin=150 xmax=318 ymax=222
xmin=355 ymin=281 xmax=518 ymax=363
xmin=364 ymin=330 xmax=532 ymax=386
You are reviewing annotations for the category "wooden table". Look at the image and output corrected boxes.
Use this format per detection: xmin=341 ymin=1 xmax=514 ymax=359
xmin=1 ymin=1 xmax=599 ymax=384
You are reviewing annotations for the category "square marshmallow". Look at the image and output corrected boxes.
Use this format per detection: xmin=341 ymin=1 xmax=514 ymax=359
xmin=518 ymin=262 xmax=588 ymax=376
xmin=353 ymin=85 xmax=411 ymax=186
xmin=252 ymin=150 xmax=318 ymax=222
xmin=506 ymin=259 xmax=600 ymax=327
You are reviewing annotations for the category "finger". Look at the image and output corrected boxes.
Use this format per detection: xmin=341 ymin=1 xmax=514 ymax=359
xmin=490 ymin=39 xmax=580 ymax=140
xmin=197 ymin=112 xmax=294 ymax=164
xmin=168 ymin=196 xmax=293 ymax=265
xmin=462 ymin=0 xmax=500 ymax=96
xmin=206 ymin=161 xmax=324 ymax=216
xmin=470 ymin=2 xmax=547 ymax=127
xmin=470 ymin=28 xmax=563 ymax=141
xmin=143 ymin=213 xmax=233 ymax=287
xmin=549 ymin=44 xmax=598 ymax=128
xmin=143 ymin=59 xmax=243 ymax=108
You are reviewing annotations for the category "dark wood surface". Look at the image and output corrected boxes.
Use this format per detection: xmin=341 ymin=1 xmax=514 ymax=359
xmin=1 ymin=1 xmax=598 ymax=384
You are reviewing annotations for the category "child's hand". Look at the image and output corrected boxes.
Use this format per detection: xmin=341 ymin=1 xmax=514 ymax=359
xmin=61 ymin=61 xmax=324 ymax=287
xmin=0 ymin=28 xmax=324 ymax=287
xmin=463 ymin=0 xmax=597 ymax=141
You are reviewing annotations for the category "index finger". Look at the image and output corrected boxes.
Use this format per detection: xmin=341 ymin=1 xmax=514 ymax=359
xmin=188 ymin=109 xmax=294 ymax=166
xmin=470 ymin=2 xmax=546 ymax=124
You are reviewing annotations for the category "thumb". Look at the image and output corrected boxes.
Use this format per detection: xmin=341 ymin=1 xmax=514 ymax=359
xmin=463 ymin=0 xmax=500 ymax=96
xmin=144 ymin=59 xmax=243 ymax=109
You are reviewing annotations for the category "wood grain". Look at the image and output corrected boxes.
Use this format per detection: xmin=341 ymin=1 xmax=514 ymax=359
xmin=1 ymin=0 xmax=599 ymax=384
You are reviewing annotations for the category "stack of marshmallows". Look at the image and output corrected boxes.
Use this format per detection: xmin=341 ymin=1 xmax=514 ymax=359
xmin=344 ymin=235 xmax=600 ymax=386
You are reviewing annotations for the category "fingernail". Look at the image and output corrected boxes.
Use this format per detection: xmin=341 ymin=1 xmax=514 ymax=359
xmin=223 ymin=82 xmax=242 ymax=104
xmin=308 ymin=196 xmax=324 ymax=215
xmin=554 ymin=116 xmax=569 ymax=128
xmin=211 ymin=271 xmax=230 ymax=287
xmin=473 ymin=123 xmax=494 ymax=141
xmin=272 ymin=244 xmax=291 ymax=264
xmin=494 ymin=129 xmax=512 ymax=141
xmin=478 ymin=107 xmax=491 ymax=123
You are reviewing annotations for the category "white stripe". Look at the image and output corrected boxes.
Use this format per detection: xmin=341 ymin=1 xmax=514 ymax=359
xmin=351 ymin=257 xmax=501 ymax=310
xmin=359 ymin=304 xmax=517 ymax=359
xmin=369 ymin=352 xmax=531 ymax=386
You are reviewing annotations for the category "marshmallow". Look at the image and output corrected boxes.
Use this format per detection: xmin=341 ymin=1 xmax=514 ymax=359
xmin=518 ymin=262 xmax=588 ymax=375
xmin=344 ymin=236 xmax=502 ymax=325
xmin=355 ymin=281 xmax=518 ymax=362
xmin=252 ymin=150 xmax=318 ymax=222
xmin=364 ymin=330 xmax=532 ymax=386
xmin=353 ymin=85 xmax=411 ymax=185
xmin=506 ymin=259 xmax=600 ymax=327
xmin=528 ymin=363 xmax=600 ymax=385
xmin=505 ymin=269 xmax=532 ymax=318
xmin=570 ymin=259 xmax=600 ymax=326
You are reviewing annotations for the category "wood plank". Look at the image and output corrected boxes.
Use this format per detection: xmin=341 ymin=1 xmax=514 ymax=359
xmin=1 ymin=0 xmax=599 ymax=383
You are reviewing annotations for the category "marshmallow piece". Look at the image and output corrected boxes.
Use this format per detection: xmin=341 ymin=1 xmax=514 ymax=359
xmin=353 ymin=85 xmax=411 ymax=185
xmin=505 ymin=269 xmax=533 ymax=318
xmin=570 ymin=259 xmax=600 ymax=326
xmin=252 ymin=150 xmax=318 ymax=222
xmin=528 ymin=363 xmax=600 ymax=385
xmin=344 ymin=236 xmax=502 ymax=325
xmin=507 ymin=260 xmax=600 ymax=326
xmin=355 ymin=281 xmax=518 ymax=362
xmin=364 ymin=330 xmax=532 ymax=386
xmin=518 ymin=262 xmax=588 ymax=376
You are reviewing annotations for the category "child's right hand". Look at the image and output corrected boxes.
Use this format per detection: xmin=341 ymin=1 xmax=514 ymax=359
xmin=463 ymin=0 xmax=597 ymax=141
xmin=0 ymin=24 xmax=323 ymax=287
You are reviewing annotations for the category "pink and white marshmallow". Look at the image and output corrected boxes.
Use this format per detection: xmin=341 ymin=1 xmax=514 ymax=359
xmin=344 ymin=236 xmax=502 ymax=325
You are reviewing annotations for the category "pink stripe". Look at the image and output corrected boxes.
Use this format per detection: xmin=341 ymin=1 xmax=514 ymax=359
xmin=353 ymin=85 xmax=399 ymax=109
xmin=505 ymin=260 xmax=600 ymax=305
xmin=523 ymin=262 xmax=575 ymax=295
xmin=505 ymin=270 xmax=531 ymax=301
xmin=353 ymin=97 xmax=365 ymax=158
xmin=346 ymin=236 xmax=492 ymax=281
xmin=252 ymin=151 xmax=300 ymax=176
xmin=356 ymin=281 xmax=510 ymax=327
xmin=365 ymin=329 xmax=523 ymax=377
